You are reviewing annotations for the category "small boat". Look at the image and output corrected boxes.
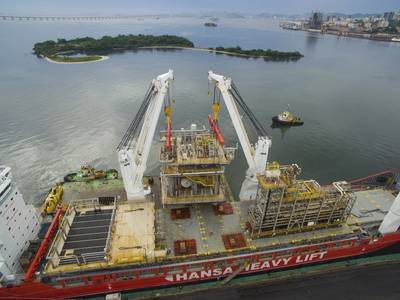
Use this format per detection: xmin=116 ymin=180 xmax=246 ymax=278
xmin=272 ymin=108 xmax=303 ymax=126
xmin=41 ymin=183 xmax=63 ymax=215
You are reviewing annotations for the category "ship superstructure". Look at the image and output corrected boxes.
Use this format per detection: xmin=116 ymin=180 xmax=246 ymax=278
xmin=0 ymin=166 xmax=40 ymax=282
xmin=0 ymin=71 xmax=400 ymax=299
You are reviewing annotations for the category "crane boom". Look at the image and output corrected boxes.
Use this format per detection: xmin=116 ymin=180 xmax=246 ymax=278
xmin=208 ymin=71 xmax=255 ymax=170
xmin=208 ymin=71 xmax=271 ymax=200
xmin=119 ymin=70 xmax=174 ymax=201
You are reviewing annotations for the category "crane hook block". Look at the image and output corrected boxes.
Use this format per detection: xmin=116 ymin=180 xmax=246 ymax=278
xmin=212 ymin=103 xmax=220 ymax=122
xmin=164 ymin=106 xmax=172 ymax=117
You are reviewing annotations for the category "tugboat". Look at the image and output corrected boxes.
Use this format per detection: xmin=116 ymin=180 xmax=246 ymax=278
xmin=272 ymin=106 xmax=303 ymax=126
xmin=64 ymin=165 xmax=118 ymax=182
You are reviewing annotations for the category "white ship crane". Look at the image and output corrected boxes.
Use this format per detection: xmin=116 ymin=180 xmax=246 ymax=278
xmin=379 ymin=191 xmax=400 ymax=234
xmin=208 ymin=71 xmax=271 ymax=201
xmin=118 ymin=70 xmax=174 ymax=201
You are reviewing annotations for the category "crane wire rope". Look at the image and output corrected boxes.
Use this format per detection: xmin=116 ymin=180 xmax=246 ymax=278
xmin=229 ymin=81 xmax=269 ymax=137
xmin=117 ymin=82 xmax=156 ymax=150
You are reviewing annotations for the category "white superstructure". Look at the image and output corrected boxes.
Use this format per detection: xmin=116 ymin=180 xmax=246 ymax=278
xmin=0 ymin=166 xmax=40 ymax=281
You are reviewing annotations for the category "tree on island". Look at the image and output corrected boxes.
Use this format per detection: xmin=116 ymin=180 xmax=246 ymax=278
xmin=33 ymin=34 xmax=195 ymax=57
xmin=211 ymin=46 xmax=303 ymax=60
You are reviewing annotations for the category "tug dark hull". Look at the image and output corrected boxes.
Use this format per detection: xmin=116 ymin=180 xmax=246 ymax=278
xmin=272 ymin=116 xmax=304 ymax=126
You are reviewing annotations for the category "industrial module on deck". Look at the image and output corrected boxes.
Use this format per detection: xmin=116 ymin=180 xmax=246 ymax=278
xmin=248 ymin=162 xmax=356 ymax=238
xmin=159 ymin=125 xmax=236 ymax=206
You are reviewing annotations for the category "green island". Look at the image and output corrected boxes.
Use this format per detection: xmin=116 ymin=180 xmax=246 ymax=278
xmin=33 ymin=34 xmax=193 ymax=63
xmin=33 ymin=34 xmax=303 ymax=63
xmin=208 ymin=46 xmax=303 ymax=60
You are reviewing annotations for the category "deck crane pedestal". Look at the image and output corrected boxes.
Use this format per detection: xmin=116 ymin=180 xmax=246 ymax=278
xmin=208 ymin=71 xmax=271 ymax=201
xmin=118 ymin=70 xmax=174 ymax=201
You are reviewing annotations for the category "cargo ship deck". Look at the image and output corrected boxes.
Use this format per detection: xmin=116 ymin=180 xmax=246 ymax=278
xmin=1 ymin=71 xmax=399 ymax=300
xmin=42 ymin=178 xmax=397 ymax=275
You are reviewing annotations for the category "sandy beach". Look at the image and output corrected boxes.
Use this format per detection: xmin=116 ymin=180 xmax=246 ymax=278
xmin=44 ymin=55 xmax=109 ymax=64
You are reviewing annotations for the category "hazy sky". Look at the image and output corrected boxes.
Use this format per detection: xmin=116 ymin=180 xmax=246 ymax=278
xmin=1 ymin=0 xmax=399 ymax=15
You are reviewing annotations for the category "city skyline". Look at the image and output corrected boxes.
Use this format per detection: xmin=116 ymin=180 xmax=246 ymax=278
xmin=1 ymin=0 xmax=399 ymax=16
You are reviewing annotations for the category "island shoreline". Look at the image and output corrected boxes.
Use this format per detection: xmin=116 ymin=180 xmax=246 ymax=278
xmin=43 ymin=55 xmax=109 ymax=64
xmin=41 ymin=46 xmax=302 ymax=64
xmin=138 ymin=46 xmax=302 ymax=59
xmin=34 ymin=34 xmax=303 ymax=64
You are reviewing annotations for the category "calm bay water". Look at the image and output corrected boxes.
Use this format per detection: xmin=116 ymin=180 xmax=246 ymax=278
xmin=0 ymin=17 xmax=399 ymax=204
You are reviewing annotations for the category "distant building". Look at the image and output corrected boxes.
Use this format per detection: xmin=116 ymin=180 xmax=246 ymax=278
xmin=384 ymin=12 xmax=395 ymax=22
xmin=348 ymin=23 xmax=359 ymax=31
xmin=310 ymin=11 xmax=323 ymax=29
xmin=364 ymin=22 xmax=373 ymax=31
xmin=327 ymin=15 xmax=336 ymax=23
xmin=280 ymin=21 xmax=302 ymax=30
xmin=380 ymin=20 xmax=390 ymax=28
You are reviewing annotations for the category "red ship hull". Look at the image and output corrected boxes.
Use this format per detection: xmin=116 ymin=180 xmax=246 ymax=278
xmin=2 ymin=232 xmax=400 ymax=299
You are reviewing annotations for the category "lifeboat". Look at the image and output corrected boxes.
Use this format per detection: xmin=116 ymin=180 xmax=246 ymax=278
xmin=41 ymin=183 xmax=63 ymax=215
xmin=272 ymin=110 xmax=303 ymax=126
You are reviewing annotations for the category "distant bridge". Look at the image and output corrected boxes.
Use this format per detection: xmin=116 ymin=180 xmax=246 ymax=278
xmin=0 ymin=15 xmax=147 ymax=22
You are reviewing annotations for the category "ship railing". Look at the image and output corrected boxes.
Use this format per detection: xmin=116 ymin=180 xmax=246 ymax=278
xmin=161 ymin=168 xmax=225 ymax=176
xmin=82 ymin=251 xmax=106 ymax=262
xmin=350 ymin=169 xmax=400 ymax=191
xmin=164 ymin=192 xmax=225 ymax=205
xmin=54 ymin=232 xmax=362 ymax=281
xmin=307 ymin=179 xmax=321 ymax=191
xmin=104 ymin=198 xmax=117 ymax=258
xmin=58 ymin=251 xmax=106 ymax=266
xmin=70 ymin=197 xmax=100 ymax=210
xmin=147 ymin=233 xmax=360 ymax=268
xmin=54 ymin=198 xmax=116 ymax=266
xmin=46 ymin=204 xmax=76 ymax=268
xmin=2 ymin=272 xmax=26 ymax=286
xmin=159 ymin=125 xmax=207 ymax=135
